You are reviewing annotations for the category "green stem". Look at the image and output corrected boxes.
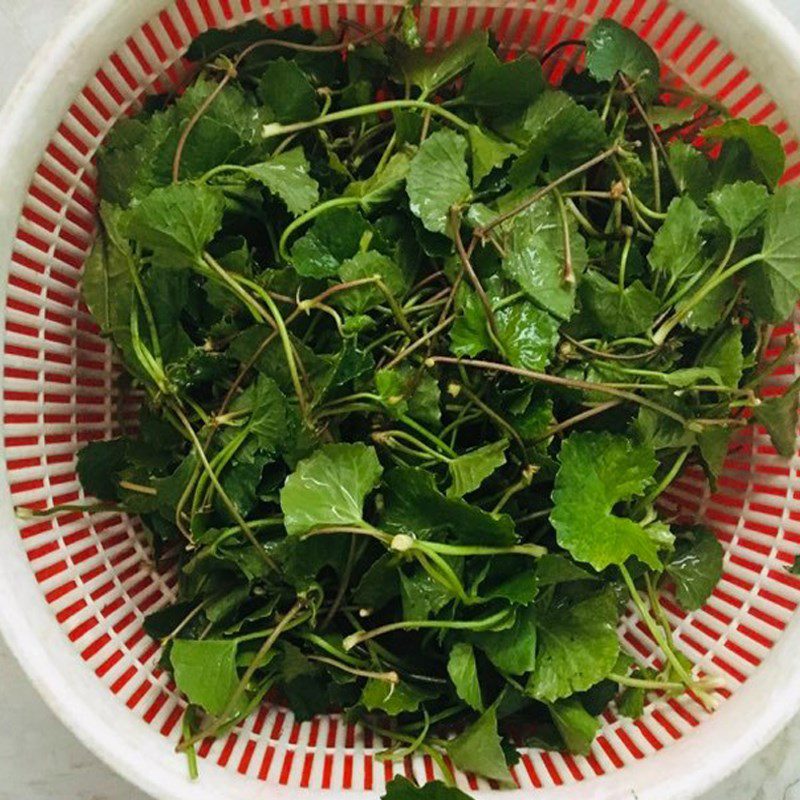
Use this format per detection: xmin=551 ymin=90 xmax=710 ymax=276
xmin=393 ymin=535 xmax=547 ymax=559
xmin=653 ymin=252 xmax=763 ymax=345
xmin=619 ymin=231 xmax=632 ymax=292
xmin=343 ymin=607 xmax=514 ymax=651
xmin=398 ymin=413 xmax=458 ymax=458
xmin=278 ymin=196 xmax=362 ymax=261
xmin=262 ymin=99 xmax=471 ymax=140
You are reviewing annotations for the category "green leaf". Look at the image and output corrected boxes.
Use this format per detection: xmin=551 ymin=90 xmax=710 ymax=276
xmin=82 ymin=203 xmax=136 ymax=364
xmin=230 ymin=375 xmax=287 ymax=453
xmin=338 ymin=250 xmax=409 ymax=313
xmin=789 ymin=556 xmax=800 ymax=576
xmin=407 ymin=129 xmax=471 ymax=233
xmin=698 ymin=426 xmax=732 ymax=485
xmin=447 ymin=439 xmax=508 ymax=498
xmin=345 ymin=152 xmax=411 ymax=211
xmin=707 ymin=181 xmax=769 ymax=238
xmin=527 ymin=589 xmax=620 ymax=702
xmin=471 ymin=605 xmax=537 ymax=675
xmin=616 ymin=667 xmax=658 ymax=719
xmin=705 ymin=119 xmax=786 ymax=188
xmin=496 ymin=301 xmax=561 ymax=371
xmin=578 ymin=270 xmax=660 ymax=337
xmin=548 ymin=697 xmax=600 ymax=755
xmin=755 ymin=186 xmax=800 ymax=316
xmin=447 ymin=642 xmax=483 ymax=711
xmin=383 ymin=467 xmax=517 ymax=546
xmin=259 ymin=58 xmax=318 ymax=123
xmin=468 ymin=125 xmax=519 ymax=185
xmin=502 ymin=195 xmax=588 ymax=320
xmin=704 ymin=324 xmax=743 ymax=388
xmin=76 ymin=438 xmax=130 ymax=499
xmin=649 ymin=105 xmax=699 ymax=128
xmin=376 ymin=365 xmax=441 ymax=426
xmin=647 ymin=196 xmax=709 ymax=284
xmin=585 ymin=18 xmax=660 ymax=101
xmin=291 ymin=206 xmax=371 ymax=278
xmin=352 ymin=552 xmax=400 ymax=612
xmin=361 ymin=679 xmax=432 ymax=715
xmin=536 ymin=554 xmax=598 ymax=586
xmin=753 ymin=377 xmax=800 ymax=457
xmin=506 ymin=91 xmax=607 ymax=184
xmin=661 ymin=366 xmax=723 ymax=388
xmin=394 ymin=31 xmax=487 ymax=94
xmin=450 ymin=287 xmax=493 ymax=358
xmin=666 ymin=527 xmax=724 ymax=611
xmin=244 ymin=147 xmax=319 ymax=216
xmin=170 ymin=639 xmax=239 ymax=716
xmin=667 ymin=141 xmax=713 ymax=204
xmin=551 ymin=431 xmax=661 ymax=571
xmin=445 ymin=704 xmax=512 ymax=783
xmin=280 ymin=442 xmax=383 ymax=534
xmin=127 ymin=183 xmax=224 ymax=270
xmin=464 ymin=46 xmax=544 ymax=109
xmin=381 ymin=776 xmax=473 ymax=800
xmin=400 ymin=568 xmax=454 ymax=619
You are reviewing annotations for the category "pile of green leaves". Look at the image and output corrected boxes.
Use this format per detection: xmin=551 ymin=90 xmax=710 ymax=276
xmin=59 ymin=9 xmax=800 ymax=794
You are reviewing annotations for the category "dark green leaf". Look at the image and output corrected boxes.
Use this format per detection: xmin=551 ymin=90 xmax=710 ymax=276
xmin=753 ymin=377 xmax=800 ymax=458
xmin=381 ymin=776 xmax=473 ymax=800
xmin=127 ymin=183 xmax=224 ymax=270
xmin=244 ymin=148 xmax=319 ymax=216
xmin=464 ymin=46 xmax=544 ymax=109
xmin=578 ymin=270 xmax=660 ymax=337
xmin=548 ymin=697 xmax=600 ymax=755
xmin=707 ymin=181 xmax=769 ymax=238
xmin=705 ymin=119 xmax=786 ymax=188
xmin=502 ymin=195 xmax=588 ymax=320
xmin=468 ymin=125 xmax=519 ymax=185
xmin=338 ymin=250 xmax=409 ymax=313
xmin=361 ymin=679 xmax=432 ymax=715
xmin=291 ymin=206 xmax=371 ymax=277
xmin=667 ymin=141 xmax=713 ymax=204
xmin=76 ymin=438 xmax=130 ymax=500
xmin=383 ymin=467 xmax=517 ymax=547
xmin=704 ymin=324 xmax=743 ymax=388
xmin=527 ymin=589 xmax=619 ymax=702
xmin=585 ymin=18 xmax=660 ymax=101
xmin=471 ymin=605 xmax=537 ymax=675
xmin=647 ymin=196 xmax=709 ymax=284
xmin=666 ymin=527 xmax=724 ymax=610
xmin=259 ymin=58 xmax=319 ymax=123
xmin=496 ymin=301 xmax=561 ymax=371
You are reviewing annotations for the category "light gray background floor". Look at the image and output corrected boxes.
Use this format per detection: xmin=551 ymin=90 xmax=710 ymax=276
xmin=1 ymin=1 xmax=800 ymax=798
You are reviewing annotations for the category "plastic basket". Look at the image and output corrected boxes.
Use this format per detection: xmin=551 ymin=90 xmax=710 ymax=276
xmin=1 ymin=1 xmax=800 ymax=799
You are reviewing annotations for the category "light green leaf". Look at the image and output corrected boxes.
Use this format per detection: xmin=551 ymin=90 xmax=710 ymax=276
xmin=445 ymin=704 xmax=512 ymax=783
xmin=528 ymin=589 xmax=619 ymax=702
xmin=502 ymin=194 xmax=588 ymax=320
xmin=345 ymin=152 xmax=410 ymax=211
xmin=400 ymin=568 xmax=454 ymax=619
xmin=290 ymin=206 xmax=371 ymax=278
xmin=666 ymin=527 xmax=724 ymax=610
xmin=649 ymin=105 xmax=699 ymax=128
xmin=468 ymin=125 xmax=519 ymax=185
xmin=704 ymin=324 xmax=743 ymax=388
xmin=171 ymin=639 xmax=239 ymax=716
xmin=579 ymin=270 xmax=659 ymax=337
xmin=230 ymin=375 xmax=287 ymax=453
xmin=586 ymin=18 xmax=660 ymax=101
xmin=705 ymin=119 xmax=786 ymax=188
xmin=648 ymin=196 xmax=709 ymax=283
xmin=280 ymin=442 xmax=383 ymax=534
xmin=447 ymin=643 xmax=483 ymax=711
xmin=551 ymin=431 xmax=661 ymax=570
xmin=662 ymin=366 xmax=724 ymax=388
xmin=127 ymin=183 xmax=224 ymax=270
xmin=244 ymin=147 xmax=319 ymax=216
xmin=707 ymin=181 xmax=769 ymax=238
xmin=548 ymin=697 xmax=600 ymax=755
xmin=464 ymin=46 xmax=544 ymax=109
xmin=753 ymin=377 xmax=800 ymax=457
xmin=407 ymin=129 xmax=471 ymax=233
xmin=447 ymin=439 xmax=508 ymax=498
xmin=361 ymin=678 xmax=432 ymax=715
xmin=760 ymin=185 xmax=800 ymax=295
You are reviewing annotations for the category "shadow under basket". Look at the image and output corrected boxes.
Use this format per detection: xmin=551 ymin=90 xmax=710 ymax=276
xmin=3 ymin=1 xmax=800 ymax=798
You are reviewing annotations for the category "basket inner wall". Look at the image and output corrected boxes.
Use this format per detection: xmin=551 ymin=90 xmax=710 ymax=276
xmin=4 ymin=0 xmax=800 ymax=793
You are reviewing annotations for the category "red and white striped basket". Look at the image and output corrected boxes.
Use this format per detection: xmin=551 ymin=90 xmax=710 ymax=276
xmin=1 ymin=2 xmax=799 ymax=799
